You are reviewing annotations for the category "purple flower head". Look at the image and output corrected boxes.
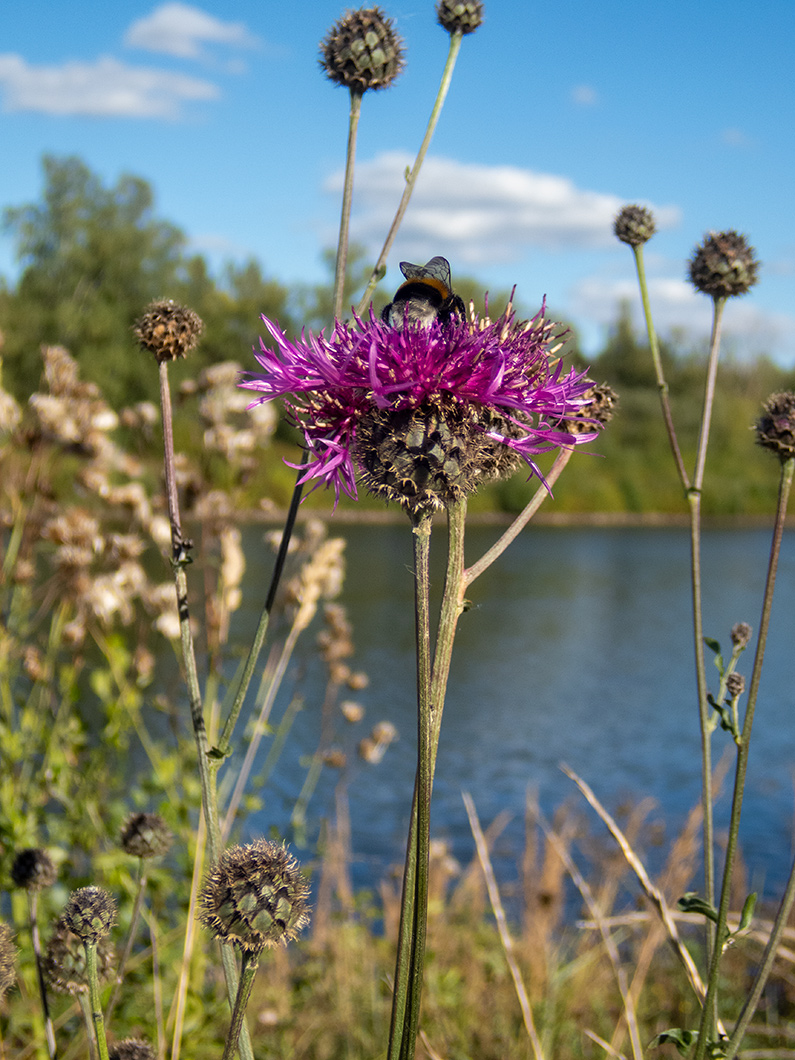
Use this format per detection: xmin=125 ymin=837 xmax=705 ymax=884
xmin=241 ymin=304 xmax=600 ymax=514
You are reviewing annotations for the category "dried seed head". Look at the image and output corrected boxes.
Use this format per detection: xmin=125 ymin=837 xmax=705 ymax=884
xmin=62 ymin=886 xmax=117 ymax=944
xmin=688 ymin=230 xmax=759 ymax=298
xmin=108 ymin=1040 xmax=157 ymax=1060
xmin=120 ymin=812 xmax=173 ymax=859
xmin=198 ymin=840 xmax=311 ymax=952
xmin=11 ymin=848 xmax=57 ymax=891
xmin=0 ymin=922 xmax=18 ymax=999
xmin=43 ymin=917 xmax=114 ymax=995
xmin=613 ymin=204 xmax=656 ymax=247
xmin=730 ymin=622 xmax=752 ymax=649
xmin=436 ymin=0 xmax=484 ymax=35
xmin=565 ymin=383 xmax=618 ymax=434
xmin=726 ymin=672 xmax=745 ymax=698
xmin=320 ymin=7 xmax=405 ymax=93
xmin=755 ymin=392 xmax=795 ymax=462
xmin=134 ymin=300 xmax=204 ymax=362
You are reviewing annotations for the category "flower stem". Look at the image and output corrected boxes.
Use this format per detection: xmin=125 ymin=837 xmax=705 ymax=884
xmin=693 ymin=455 xmax=794 ymax=1060
xmin=333 ymin=89 xmax=363 ymax=322
xmin=157 ymin=359 xmax=254 ymax=1060
xmin=221 ymin=949 xmax=261 ymax=1060
xmin=631 ymin=243 xmax=690 ymax=489
xmin=83 ymin=942 xmax=109 ymax=1060
xmin=28 ymin=892 xmax=57 ymax=1059
xmin=356 ymin=31 xmax=464 ymax=317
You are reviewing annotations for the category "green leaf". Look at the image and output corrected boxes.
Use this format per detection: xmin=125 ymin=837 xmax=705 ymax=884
xmin=677 ymin=892 xmax=719 ymax=923
xmin=650 ymin=1028 xmax=698 ymax=1056
xmin=738 ymin=891 xmax=757 ymax=933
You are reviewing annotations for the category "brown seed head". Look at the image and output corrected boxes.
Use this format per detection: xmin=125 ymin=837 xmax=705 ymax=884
xmin=755 ymin=392 xmax=795 ymax=462
xmin=688 ymin=230 xmax=759 ymax=298
xmin=320 ymin=7 xmax=405 ymax=93
xmin=198 ymin=840 xmax=311 ymax=952
xmin=436 ymin=0 xmax=484 ymax=35
xmin=134 ymin=300 xmax=204 ymax=362
xmin=11 ymin=848 xmax=57 ymax=892
xmin=726 ymin=672 xmax=745 ymax=698
xmin=613 ymin=204 xmax=656 ymax=247
xmin=730 ymin=622 xmax=752 ymax=649
xmin=109 ymin=1040 xmax=157 ymax=1060
xmin=62 ymin=886 xmax=117 ymax=944
xmin=120 ymin=812 xmax=173 ymax=859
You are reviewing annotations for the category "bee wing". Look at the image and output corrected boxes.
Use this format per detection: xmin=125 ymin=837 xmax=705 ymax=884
xmin=399 ymin=256 xmax=453 ymax=289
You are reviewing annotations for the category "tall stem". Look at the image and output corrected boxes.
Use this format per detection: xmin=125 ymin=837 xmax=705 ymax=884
xmin=356 ymin=32 xmax=463 ymax=317
xmin=332 ymin=90 xmax=363 ymax=321
xmin=694 ymin=456 xmax=794 ymax=1060
xmin=221 ymin=950 xmax=261 ymax=1060
xmin=84 ymin=944 xmax=109 ymax=1060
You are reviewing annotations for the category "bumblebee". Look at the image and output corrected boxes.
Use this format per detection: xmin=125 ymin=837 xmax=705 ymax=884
xmin=381 ymin=256 xmax=466 ymax=329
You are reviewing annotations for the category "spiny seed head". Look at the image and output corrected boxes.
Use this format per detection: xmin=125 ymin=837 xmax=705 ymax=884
xmin=320 ymin=7 xmax=405 ymax=93
xmin=43 ymin=917 xmax=114 ymax=995
xmin=120 ymin=812 xmax=173 ymax=859
xmin=688 ymin=231 xmax=759 ymax=298
xmin=108 ymin=1040 xmax=157 ymax=1060
xmin=198 ymin=839 xmax=311 ymax=953
xmin=11 ymin=848 xmax=57 ymax=891
xmin=755 ymin=392 xmax=795 ymax=462
xmin=730 ymin=622 xmax=752 ymax=649
xmin=62 ymin=886 xmax=117 ymax=944
xmin=0 ymin=922 xmax=18 ymax=999
xmin=134 ymin=300 xmax=204 ymax=363
xmin=436 ymin=0 xmax=484 ymax=35
xmin=726 ymin=672 xmax=745 ymax=698
xmin=613 ymin=204 xmax=656 ymax=247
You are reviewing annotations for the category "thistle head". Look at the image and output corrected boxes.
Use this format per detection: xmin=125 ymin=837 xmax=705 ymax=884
xmin=134 ymin=300 xmax=204 ymax=363
xmin=62 ymin=886 xmax=117 ymax=944
xmin=436 ymin=0 xmax=484 ymax=35
xmin=726 ymin=672 xmax=745 ymax=698
xmin=11 ymin=848 xmax=57 ymax=892
xmin=730 ymin=622 xmax=752 ymax=649
xmin=688 ymin=231 xmax=759 ymax=298
xmin=613 ymin=204 xmax=656 ymax=247
xmin=198 ymin=840 xmax=311 ymax=953
xmin=109 ymin=1040 xmax=157 ymax=1060
xmin=320 ymin=7 xmax=405 ymax=93
xmin=755 ymin=392 xmax=795 ymax=462
xmin=120 ymin=812 xmax=173 ymax=859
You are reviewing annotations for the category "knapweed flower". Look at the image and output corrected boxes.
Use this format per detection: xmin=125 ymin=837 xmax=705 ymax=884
xmin=688 ymin=231 xmax=759 ymax=299
xmin=755 ymin=392 xmax=795 ymax=461
xmin=11 ymin=848 xmax=57 ymax=891
xmin=120 ymin=812 xmax=173 ymax=860
xmin=241 ymin=308 xmax=598 ymax=515
xmin=436 ymin=0 xmax=484 ymax=35
xmin=613 ymin=204 xmax=656 ymax=247
xmin=198 ymin=839 xmax=310 ymax=952
xmin=62 ymin=886 xmax=117 ymax=944
xmin=134 ymin=300 xmax=204 ymax=363
xmin=320 ymin=7 xmax=405 ymax=93
xmin=43 ymin=917 xmax=115 ymax=995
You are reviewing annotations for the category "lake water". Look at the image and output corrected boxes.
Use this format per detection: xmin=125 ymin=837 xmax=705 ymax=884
xmin=231 ymin=523 xmax=795 ymax=900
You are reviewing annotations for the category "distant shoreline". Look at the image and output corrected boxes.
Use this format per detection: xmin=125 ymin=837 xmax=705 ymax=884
xmin=241 ymin=507 xmax=793 ymax=529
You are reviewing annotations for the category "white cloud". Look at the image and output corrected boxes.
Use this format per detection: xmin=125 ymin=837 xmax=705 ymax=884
xmin=571 ymin=84 xmax=598 ymax=107
xmin=571 ymin=272 xmax=795 ymax=362
xmin=0 ymin=53 xmax=218 ymax=118
xmin=125 ymin=3 xmax=260 ymax=60
xmin=327 ymin=152 xmax=680 ymax=265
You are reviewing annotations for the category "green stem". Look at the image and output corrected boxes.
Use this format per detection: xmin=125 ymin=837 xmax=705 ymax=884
xmin=157 ymin=360 xmax=254 ymax=1060
xmin=631 ymin=243 xmax=690 ymax=489
xmin=332 ymin=90 xmax=363 ymax=322
xmin=693 ymin=456 xmax=794 ymax=1060
xmin=387 ymin=511 xmax=433 ymax=1060
xmin=356 ymin=32 xmax=463 ymax=317
xmin=29 ymin=892 xmax=57 ymax=1059
xmin=84 ymin=943 xmax=109 ymax=1060
xmin=221 ymin=949 xmax=261 ymax=1060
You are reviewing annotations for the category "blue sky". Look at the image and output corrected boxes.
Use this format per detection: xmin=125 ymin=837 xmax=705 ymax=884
xmin=1 ymin=0 xmax=793 ymax=362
